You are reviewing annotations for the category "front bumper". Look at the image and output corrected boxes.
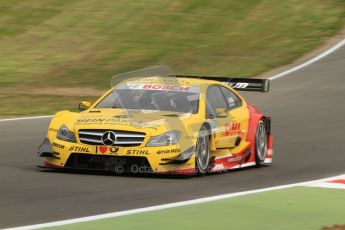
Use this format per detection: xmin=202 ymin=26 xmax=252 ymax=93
xmin=37 ymin=138 xmax=196 ymax=174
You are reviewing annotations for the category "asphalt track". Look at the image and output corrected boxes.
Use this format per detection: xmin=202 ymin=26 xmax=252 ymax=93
xmin=1 ymin=45 xmax=345 ymax=228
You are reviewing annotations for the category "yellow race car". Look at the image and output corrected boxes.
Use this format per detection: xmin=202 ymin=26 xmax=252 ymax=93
xmin=38 ymin=66 xmax=273 ymax=175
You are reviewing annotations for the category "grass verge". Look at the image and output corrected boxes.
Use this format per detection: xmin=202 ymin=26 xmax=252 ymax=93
xmin=40 ymin=187 xmax=345 ymax=230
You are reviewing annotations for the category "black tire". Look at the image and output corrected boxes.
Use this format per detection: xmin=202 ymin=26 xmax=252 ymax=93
xmin=255 ymin=120 xmax=268 ymax=167
xmin=195 ymin=126 xmax=211 ymax=175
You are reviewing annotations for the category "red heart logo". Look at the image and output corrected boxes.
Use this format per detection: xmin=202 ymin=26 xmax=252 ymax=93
xmin=99 ymin=146 xmax=108 ymax=154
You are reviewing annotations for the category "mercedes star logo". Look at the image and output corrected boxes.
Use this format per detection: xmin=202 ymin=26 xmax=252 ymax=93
xmin=102 ymin=131 xmax=117 ymax=146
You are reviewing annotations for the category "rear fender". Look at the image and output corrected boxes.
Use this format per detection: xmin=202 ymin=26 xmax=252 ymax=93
xmin=247 ymin=104 xmax=273 ymax=163
xmin=246 ymin=104 xmax=263 ymax=162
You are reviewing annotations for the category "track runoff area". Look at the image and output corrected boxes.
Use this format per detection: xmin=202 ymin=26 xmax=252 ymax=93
xmin=2 ymin=37 xmax=345 ymax=230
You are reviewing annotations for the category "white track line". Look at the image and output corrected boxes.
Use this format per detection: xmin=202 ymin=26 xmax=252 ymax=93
xmin=1 ymin=37 xmax=345 ymax=123
xmin=3 ymin=174 xmax=345 ymax=230
xmin=268 ymin=37 xmax=345 ymax=80
xmin=0 ymin=115 xmax=53 ymax=122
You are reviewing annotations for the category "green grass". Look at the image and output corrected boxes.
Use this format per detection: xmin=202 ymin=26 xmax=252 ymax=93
xmin=42 ymin=187 xmax=345 ymax=230
xmin=0 ymin=0 xmax=344 ymax=116
xmin=0 ymin=94 xmax=98 ymax=116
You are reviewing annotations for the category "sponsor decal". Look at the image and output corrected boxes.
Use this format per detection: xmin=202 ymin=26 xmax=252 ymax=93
xmin=157 ymin=148 xmax=181 ymax=154
xmin=75 ymin=118 xmax=161 ymax=130
xmin=126 ymin=149 xmax=149 ymax=155
xmin=52 ymin=142 xmax=65 ymax=150
xmin=213 ymin=163 xmax=225 ymax=170
xmin=229 ymin=82 xmax=249 ymax=89
xmin=143 ymin=84 xmax=190 ymax=92
xmin=109 ymin=146 xmax=119 ymax=154
xmin=227 ymin=155 xmax=243 ymax=163
xmin=99 ymin=146 xmax=108 ymax=154
xmin=132 ymin=120 xmax=165 ymax=129
xmin=69 ymin=146 xmax=90 ymax=153
xmin=97 ymin=146 xmax=120 ymax=155
xmin=76 ymin=118 xmax=122 ymax=124
xmin=120 ymin=82 xmax=200 ymax=93
xmin=221 ymin=123 xmax=242 ymax=137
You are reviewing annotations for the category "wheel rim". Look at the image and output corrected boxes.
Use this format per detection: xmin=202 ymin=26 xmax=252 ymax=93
xmin=196 ymin=128 xmax=210 ymax=172
xmin=256 ymin=122 xmax=267 ymax=162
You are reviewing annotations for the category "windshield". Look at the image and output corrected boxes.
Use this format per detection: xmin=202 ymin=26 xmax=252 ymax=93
xmin=96 ymin=87 xmax=199 ymax=113
xmin=98 ymin=65 xmax=200 ymax=114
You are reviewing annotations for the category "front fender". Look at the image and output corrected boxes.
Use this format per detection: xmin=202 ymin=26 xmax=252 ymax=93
xmin=47 ymin=111 xmax=79 ymax=141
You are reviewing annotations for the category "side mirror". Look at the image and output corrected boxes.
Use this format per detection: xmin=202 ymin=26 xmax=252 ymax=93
xmin=79 ymin=100 xmax=92 ymax=111
xmin=215 ymin=108 xmax=228 ymax=118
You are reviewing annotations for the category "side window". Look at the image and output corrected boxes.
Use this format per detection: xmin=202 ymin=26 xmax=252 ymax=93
xmin=220 ymin=86 xmax=242 ymax=110
xmin=206 ymin=85 xmax=228 ymax=118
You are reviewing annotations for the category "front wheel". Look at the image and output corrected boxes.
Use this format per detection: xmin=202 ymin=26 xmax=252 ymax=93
xmin=195 ymin=126 xmax=211 ymax=175
xmin=255 ymin=120 xmax=268 ymax=167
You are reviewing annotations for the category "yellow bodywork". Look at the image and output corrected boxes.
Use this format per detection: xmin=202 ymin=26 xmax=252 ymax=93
xmin=43 ymin=77 xmax=250 ymax=173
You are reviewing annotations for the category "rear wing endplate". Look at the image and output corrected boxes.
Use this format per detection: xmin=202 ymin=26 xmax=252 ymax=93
xmin=175 ymin=75 xmax=270 ymax=92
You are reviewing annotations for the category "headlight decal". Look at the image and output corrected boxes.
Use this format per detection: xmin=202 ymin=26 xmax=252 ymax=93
xmin=56 ymin=124 xmax=77 ymax=143
xmin=147 ymin=130 xmax=181 ymax=147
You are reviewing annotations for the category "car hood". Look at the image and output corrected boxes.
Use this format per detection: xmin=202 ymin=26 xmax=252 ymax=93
xmin=71 ymin=108 xmax=194 ymax=136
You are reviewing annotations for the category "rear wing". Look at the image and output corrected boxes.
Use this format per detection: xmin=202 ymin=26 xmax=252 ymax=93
xmin=175 ymin=75 xmax=270 ymax=92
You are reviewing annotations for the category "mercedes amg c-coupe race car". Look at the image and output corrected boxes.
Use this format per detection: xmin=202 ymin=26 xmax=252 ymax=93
xmin=38 ymin=66 xmax=273 ymax=175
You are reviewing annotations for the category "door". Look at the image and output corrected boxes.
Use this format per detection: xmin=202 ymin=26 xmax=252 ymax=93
xmin=219 ymin=85 xmax=249 ymax=148
xmin=205 ymin=85 xmax=233 ymax=149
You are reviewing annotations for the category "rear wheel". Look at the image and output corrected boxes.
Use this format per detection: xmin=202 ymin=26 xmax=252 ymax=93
xmin=255 ymin=120 xmax=267 ymax=167
xmin=195 ymin=126 xmax=210 ymax=175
